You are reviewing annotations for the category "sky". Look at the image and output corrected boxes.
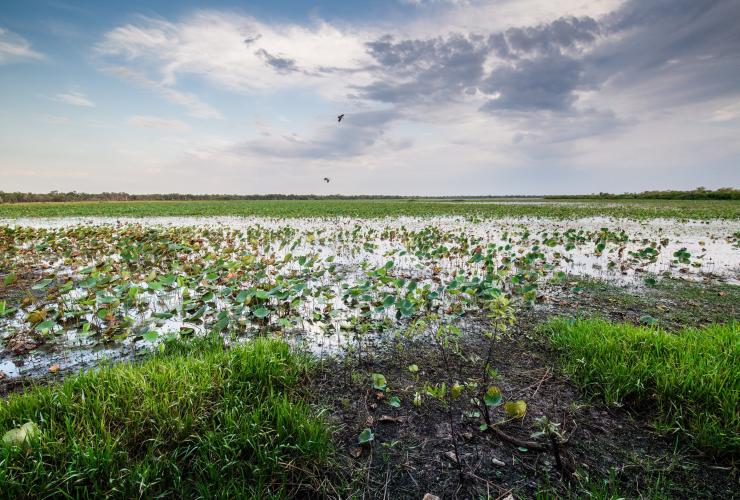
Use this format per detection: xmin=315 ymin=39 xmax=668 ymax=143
xmin=0 ymin=0 xmax=738 ymax=195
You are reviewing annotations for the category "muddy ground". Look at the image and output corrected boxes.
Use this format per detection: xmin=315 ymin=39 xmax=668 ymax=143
xmin=311 ymin=278 xmax=739 ymax=499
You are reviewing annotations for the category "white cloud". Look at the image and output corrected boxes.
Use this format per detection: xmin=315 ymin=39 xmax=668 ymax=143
xmin=708 ymin=101 xmax=740 ymax=123
xmin=101 ymin=64 xmax=223 ymax=119
xmin=95 ymin=12 xmax=374 ymax=103
xmin=128 ymin=115 xmax=190 ymax=131
xmin=0 ymin=27 xmax=45 ymax=64
xmin=56 ymin=91 xmax=95 ymax=107
xmin=400 ymin=0 xmax=623 ymax=37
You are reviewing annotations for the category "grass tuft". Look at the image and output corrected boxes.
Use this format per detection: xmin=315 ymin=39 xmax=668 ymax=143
xmin=544 ymin=318 xmax=739 ymax=455
xmin=0 ymin=337 xmax=332 ymax=498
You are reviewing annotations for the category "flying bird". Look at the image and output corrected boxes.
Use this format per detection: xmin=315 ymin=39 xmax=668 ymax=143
xmin=323 ymin=177 xmax=330 ymax=183
xmin=337 ymin=114 xmax=344 ymax=123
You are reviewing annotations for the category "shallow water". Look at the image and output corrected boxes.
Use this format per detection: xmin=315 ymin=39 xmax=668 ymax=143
xmin=1 ymin=215 xmax=738 ymax=382
xmin=4 ymin=215 xmax=736 ymax=280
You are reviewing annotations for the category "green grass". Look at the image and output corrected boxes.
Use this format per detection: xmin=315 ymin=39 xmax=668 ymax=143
xmin=562 ymin=275 xmax=740 ymax=328
xmin=544 ymin=318 xmax=739 ymax=455
xmin=0 ymin=337 xmax=332 ymax=498
xmin=536 ymin=468 xmax=673 ymax=500
xmin=0 ymin=198 xmax=737 ymax=219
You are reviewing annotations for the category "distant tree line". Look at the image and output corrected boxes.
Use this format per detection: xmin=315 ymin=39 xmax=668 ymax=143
xmin=0 ymin=188 xmax=735 ymax=203
xmin=544 ymin=187 xmax=739 ymax=200
xmin=0 ymin=191 xmax=541 ymax=203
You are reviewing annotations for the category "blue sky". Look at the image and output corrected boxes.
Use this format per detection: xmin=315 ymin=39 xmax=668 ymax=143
xmin=1 ymin=0 xmax=739 ymax=194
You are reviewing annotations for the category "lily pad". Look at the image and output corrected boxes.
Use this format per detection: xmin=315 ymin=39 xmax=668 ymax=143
xmin=640 ymin=315 xmax=658 ymax=326
xmin=252 ymin=307 xmax=270 ymax=319
xmin=142 ymin=330 xmax=159 ymax=342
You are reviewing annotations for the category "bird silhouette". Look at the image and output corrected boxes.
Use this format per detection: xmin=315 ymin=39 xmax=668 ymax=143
xmin=323 ymin=177 xmax=330 ymax=183
xmin=337 ymin=114 xmax=344 ymax=123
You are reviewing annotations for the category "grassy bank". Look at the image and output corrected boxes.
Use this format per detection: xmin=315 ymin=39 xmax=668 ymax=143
xmin=0 ymin=337 xmax=332 ymax=498
xmin=0 ymin=198 xmax=737 ymax=219
xmin=544 ymin=318 xmax=739 ymax=455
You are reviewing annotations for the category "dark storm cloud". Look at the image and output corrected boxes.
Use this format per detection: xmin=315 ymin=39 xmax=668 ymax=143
xmin=358 ymin=0 xmax=740 ymax=116
xmin=359 ymin=34 xmax=489 ymax=104
xmin=479 ymin=16 xmax=602 ymax=112
xmin=357 ymin=16 xmax=600 ymax=110
xmin=493 ymin=16 xmax=600 ymax=58
xmin=591 ymin=0 xmax=740 ymax=104
xmin=255 ymin=48 xmax=298 ymax=73
xmin=480 ymin=54 xmax=586 ymax=112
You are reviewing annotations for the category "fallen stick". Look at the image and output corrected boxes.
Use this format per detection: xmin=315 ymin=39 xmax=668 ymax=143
xmin=487 ymin=425 xmax=549 ymax=451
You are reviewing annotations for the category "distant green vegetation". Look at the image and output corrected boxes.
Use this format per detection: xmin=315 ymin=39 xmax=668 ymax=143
xmin=544 ymin=318 xmax=739 ymax=454
xmin=2 ymin=188 xmax=736 ymax=203
xmin=546 ymin=187 xmax=739 ymax=200
xmin=1 ymin=191 xmax=500 ymax=203
xmin=0 ymin=198 xmax=737 ymax=219
xmin=0 ymin=337 xmax=332 ymax=497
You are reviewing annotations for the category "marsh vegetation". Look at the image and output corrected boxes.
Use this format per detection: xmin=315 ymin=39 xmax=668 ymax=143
xmin=0 ymin=200 xmax=737 ymax=498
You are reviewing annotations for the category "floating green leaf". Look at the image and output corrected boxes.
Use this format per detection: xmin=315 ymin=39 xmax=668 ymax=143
xmin=35 ymin=320 xmax=55 ymax=331
xmin=142 ymin=330 xmax=159 ymax=342
xmin=640 ymin=315 xmax=658 ymax=326
xmin=31 ymin=278 xmax=53 ymax=290
xmin=252 ymin=307 xmax=270 ymax=319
